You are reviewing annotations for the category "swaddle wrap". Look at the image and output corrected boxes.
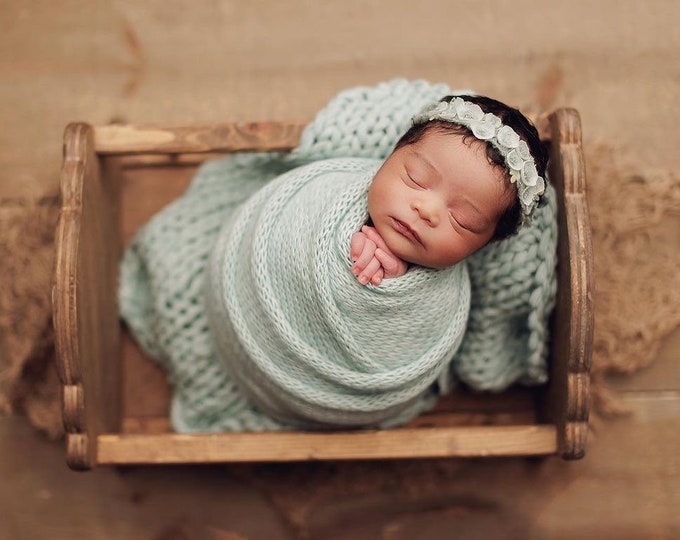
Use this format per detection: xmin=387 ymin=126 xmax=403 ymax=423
xmin=206 ymin=158 xmax=470 ymax=427
xmin=119 ymin=79 xmax=557 ymax=432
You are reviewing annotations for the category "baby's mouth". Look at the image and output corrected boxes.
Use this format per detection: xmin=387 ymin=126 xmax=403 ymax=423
xmin=391 ymin=217 xmax=422 ymax=246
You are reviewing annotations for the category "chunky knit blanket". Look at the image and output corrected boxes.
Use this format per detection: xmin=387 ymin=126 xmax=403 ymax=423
xmin=119 ymin=79 xmax=557 ymax=432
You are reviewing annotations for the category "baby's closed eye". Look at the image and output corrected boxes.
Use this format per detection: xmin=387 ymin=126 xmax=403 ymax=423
xmin=404 ymin=172 xmax=425 ymax=189
xmin=448 ymin=211 xmax=468 ymax=230
xmin=448 ymin=210 xmax=486 ymax=234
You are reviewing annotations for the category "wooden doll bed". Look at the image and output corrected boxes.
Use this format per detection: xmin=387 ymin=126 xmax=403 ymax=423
xmin=53 ymin=108 xmax=592 ymax=469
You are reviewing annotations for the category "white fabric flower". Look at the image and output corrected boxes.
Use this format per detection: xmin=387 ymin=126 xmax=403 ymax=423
xmin=428 ymin=101 xmax=449 ymax=120
xmin=434 ymin=101 xmax=448 ymax=114
xmin=496 ymin=125 xmax=520 ymax=149
xmin=535 ymin=176 xmax=545 ymax=194
xmin=519 ymin=176 xmax=546 ymax=211
xmin=454 ymin=99 xmax=484 ymax=121
xmin=506 ymin=149 xmax=524 ymax=171
xmin=521 ymin=161 xmax=539 ymax=187
xmin=517 ymin=140 xmax=531 ymax=160
xmin=451 ymin=97 xmax=465 ymax=114
xmin=483 ymin=113 xmax=502 ymax=129
xmin=518 ymin=184 xmax=534 ymax=211
xmin=470 ymin=117 xmax=497 ymax=140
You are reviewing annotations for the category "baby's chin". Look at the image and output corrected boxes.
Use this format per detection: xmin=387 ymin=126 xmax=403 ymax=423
xmin=388 ymin=248 xmax=444 ymax=270
xmin=399 ymin=250 xmax=464 ymax=270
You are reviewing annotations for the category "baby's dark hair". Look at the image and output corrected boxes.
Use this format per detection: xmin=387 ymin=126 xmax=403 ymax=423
xmin=394 ymin=95 xmax=549 ymax=240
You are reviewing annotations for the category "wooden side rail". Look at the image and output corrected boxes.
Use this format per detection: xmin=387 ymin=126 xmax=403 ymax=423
xmin=94 ymin=121 xmax=307 ymax=155
xmin=544 ymin=108 xmax=593 ymax=459
xmin=96 ymin=426 xmax=557 ymax=465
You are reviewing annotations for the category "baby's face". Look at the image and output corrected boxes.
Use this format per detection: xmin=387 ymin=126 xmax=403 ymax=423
xmin=368 ymin=129 xmax=513 ymax=269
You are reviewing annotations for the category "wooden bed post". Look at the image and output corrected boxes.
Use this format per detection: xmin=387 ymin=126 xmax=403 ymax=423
xmin=53 ymin=123 xmax=122 ymax=469
xmin=544 ymin=109 xmax=593 ymax=459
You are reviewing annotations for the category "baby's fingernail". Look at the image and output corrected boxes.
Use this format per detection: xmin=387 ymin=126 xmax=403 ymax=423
xmin=358 ymin=275 xmax=369 ymax=285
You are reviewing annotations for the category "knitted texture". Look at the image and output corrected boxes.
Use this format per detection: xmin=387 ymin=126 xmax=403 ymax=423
xmin=451 ymin=186 xmax=557 ymax=390
xmin=119 ymin=79 xmax=557 ymax=432
xmin=120 ymin=153 xmax=294 ymax=431
xmin=207 ymin=158 xmax=470 ymax=427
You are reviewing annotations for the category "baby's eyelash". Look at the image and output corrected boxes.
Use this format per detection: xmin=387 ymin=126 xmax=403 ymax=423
xmin=406 ymin=172 xmax=424 ymax=188
xmin=449 ymin=212 xmax=471 ymax=232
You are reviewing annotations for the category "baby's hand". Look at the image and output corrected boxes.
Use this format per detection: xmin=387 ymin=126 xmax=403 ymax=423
xmin=350 ymin=225 xmax=408 ymax=286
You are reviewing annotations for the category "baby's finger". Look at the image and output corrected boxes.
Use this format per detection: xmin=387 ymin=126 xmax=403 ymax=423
xmin=350 ymin=232 xmax=366 ymax=261
xmin=357 ymin=256 xmax=381 ymax=285
xmin=351 ymin=238 xmax=377 ymax=274
xmin=370 ymin=267 xmax=384 ymax=286
xmin=375 ymin=248 xmax=408 ymax=278
xmin=361 ymin=225 xmax=389 ymax=252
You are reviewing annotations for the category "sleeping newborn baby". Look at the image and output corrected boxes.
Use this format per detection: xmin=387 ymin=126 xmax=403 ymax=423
xmin=351 ymin=94 xmax=546 ymax=286
xmin=118 ymin=89 xmax=552 ymax=433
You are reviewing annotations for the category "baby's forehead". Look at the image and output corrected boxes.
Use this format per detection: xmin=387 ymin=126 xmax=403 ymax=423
xmin=408 ymin=129 xmax=514 ymax=200
xmin=404 ymin=126 xmax=478 ymax=156
xmin=410 ymin=130 xmax=497 ymax=170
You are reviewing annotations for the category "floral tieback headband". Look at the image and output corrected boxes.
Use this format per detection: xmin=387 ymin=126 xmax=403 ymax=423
xmin=412 ymin=97 xmax=546 ymax=217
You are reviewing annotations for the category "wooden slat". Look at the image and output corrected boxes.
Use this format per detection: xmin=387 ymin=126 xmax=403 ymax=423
xmin=97 ymin=425 xmax=557 ymax=464
xmin=119 ymin=164 xmax=195 ymax=246
xmin=94 ymin=121 xmax=306 ymax=155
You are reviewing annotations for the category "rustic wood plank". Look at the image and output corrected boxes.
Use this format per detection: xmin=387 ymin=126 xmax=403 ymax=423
xmin=53 ymin=123 xmax=96 ymax=469
xmin=541 ymin=108 xmax=593 ymax=460
xmin=119 ymin=164 xmax=195 ymax=245
xmin=121 ymin=332 xmax=170 ymax=419
xmin=53 ymin=123 xmax=123 ymax=470
xmin=97 ymin=425 xmax=557 ymax=464
xmin=99 ymin=157 xmax=124 ymax=433
xmin=94 ymin=122 xmax=306 ymax=155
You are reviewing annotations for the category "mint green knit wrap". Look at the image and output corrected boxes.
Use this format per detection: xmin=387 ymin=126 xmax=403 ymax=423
xmin=207 ymin=158 xmax=470 ymax=427
xmin=118 ymin=79 xmax=557 ymax=432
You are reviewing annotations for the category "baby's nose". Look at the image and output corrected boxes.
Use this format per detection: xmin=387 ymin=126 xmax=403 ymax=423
xmin=411 ymin=197 xmax=440 ymax=226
